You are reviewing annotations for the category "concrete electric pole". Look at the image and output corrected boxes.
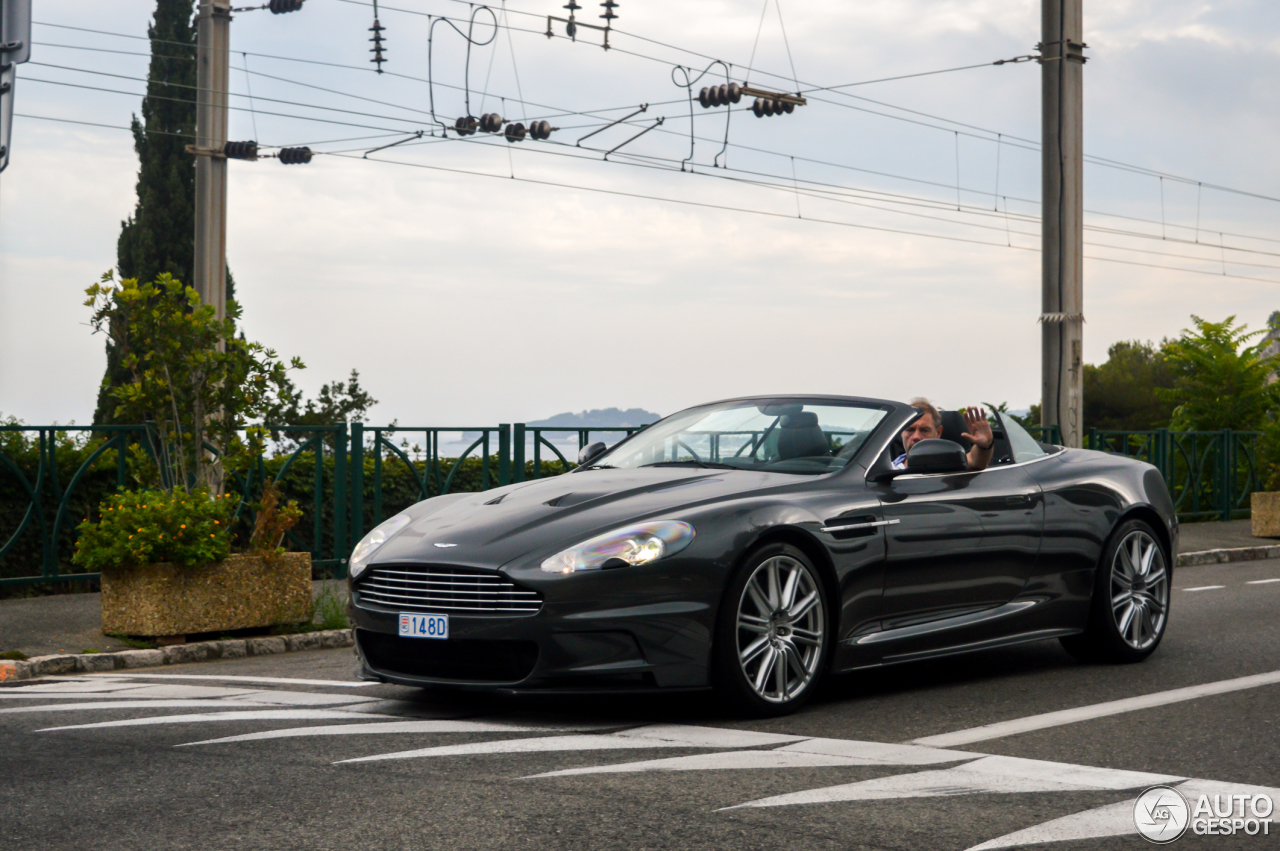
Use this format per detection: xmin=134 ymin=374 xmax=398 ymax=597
xmin=194 ymin=0 xmax=231 ymax=325
xmin=1040 ymin=0 xmax=1085 ymax=447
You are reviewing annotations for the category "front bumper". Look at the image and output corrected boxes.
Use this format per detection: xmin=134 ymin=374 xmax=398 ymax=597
xmin=349 ymin=562 xmax=717 ymax=692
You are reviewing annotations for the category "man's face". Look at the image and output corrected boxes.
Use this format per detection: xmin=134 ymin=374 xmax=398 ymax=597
xmin=901 ymin=413 xmax=940 ymax=453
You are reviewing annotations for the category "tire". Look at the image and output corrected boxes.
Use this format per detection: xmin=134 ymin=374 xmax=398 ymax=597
xmin=712 ymin=543 xmax=830 ymax=716
xmin=1060 ymin=519 xmax=1171 ymax=664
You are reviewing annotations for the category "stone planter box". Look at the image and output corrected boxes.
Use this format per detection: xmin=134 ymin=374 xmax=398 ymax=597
xmin=101 ymin=552 xmax=313 ymax=638
xmin=1251 ymin=492 xmax=1280 ymax=538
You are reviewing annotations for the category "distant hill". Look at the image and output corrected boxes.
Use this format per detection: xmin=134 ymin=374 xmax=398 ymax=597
xmin=529 ymin=407 xmax=661 ymax=428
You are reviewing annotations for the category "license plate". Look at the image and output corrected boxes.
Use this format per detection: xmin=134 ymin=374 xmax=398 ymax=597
xmin=399 ymin=612 xmax=448 ymax=639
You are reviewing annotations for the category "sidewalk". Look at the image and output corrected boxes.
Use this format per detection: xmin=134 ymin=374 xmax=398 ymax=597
xmin=1179 ymin=519 xmax=1273 ymax=552
xmin=1 ymin=579 xmax=347 ymax=659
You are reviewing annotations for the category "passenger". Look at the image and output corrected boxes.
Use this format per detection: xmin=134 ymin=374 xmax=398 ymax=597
xmin=892 ymin=398 xmax=994 ymax=472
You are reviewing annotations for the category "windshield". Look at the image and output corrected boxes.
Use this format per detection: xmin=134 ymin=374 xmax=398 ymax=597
xmin=593 ymin=399 xmax=889 ymax=475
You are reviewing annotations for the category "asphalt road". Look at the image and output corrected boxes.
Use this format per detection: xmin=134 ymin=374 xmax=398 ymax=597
xmin=2 ymin=559 xmax=1278 ymax=851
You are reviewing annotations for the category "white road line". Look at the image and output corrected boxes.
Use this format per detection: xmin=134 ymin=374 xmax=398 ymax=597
xmin=0 ymin=700 xmax=275 ymax=714
xmin=1246 ymin=578 xmax=1280 ymax=585
xmin=528 ymin=738 xmax=978 ymax=778
xmin=0 ymin=685 xmax=265 ymax=700
xmin=37 ymin=709 xmax=396 ymax=732
xmin=964 ymin=778 xmax=1280 ymax=850
xmin=179 ymin=719 xmax=607 ymax=747
xmin=339 ymin=725 xmax=804 ymax=765
xmin=723 ymin=755 xmax=1183 ymax=810
xmin=912 ymin=669 xmax=1280 ymax=748
xmin=1180 ymin=585 xmax=1226 ymax=592
xmin=0 ymin=683 xmax=378 ymax=707
xmin=84 ymin=673 xmax=375 ymax=688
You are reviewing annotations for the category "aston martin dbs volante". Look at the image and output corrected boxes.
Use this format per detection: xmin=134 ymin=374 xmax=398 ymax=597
xmin=348 ymin=396 xmax=1177 ymax=715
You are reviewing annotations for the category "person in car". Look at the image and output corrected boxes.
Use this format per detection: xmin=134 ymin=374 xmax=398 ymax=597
xmin=892 ymin=398 xmax=995 ymax=472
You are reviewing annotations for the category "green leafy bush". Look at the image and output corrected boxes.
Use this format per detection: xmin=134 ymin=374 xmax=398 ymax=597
xmin=72 ymin=488 xmax=238 ymax=570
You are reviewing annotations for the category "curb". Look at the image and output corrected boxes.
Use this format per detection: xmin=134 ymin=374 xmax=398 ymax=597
xmin=0 ymin=629 xmax=353 ymax=683
xmin=1177 ymin=545 xmax=1280 ymax=567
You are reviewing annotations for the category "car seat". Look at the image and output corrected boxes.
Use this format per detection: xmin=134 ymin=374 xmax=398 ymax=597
xmin=776 ymin=412 xmax=830 ymax=459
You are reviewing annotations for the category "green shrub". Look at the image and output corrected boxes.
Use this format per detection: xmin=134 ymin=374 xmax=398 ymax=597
xmin=72 ymin=488 xmax=237 ymax=570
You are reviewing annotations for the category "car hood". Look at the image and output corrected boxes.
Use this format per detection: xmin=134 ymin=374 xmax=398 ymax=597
xmin=369 ymin=467 xmax=812 ymax=570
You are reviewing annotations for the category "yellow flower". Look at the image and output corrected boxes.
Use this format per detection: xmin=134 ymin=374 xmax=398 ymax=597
xmin=137 ymin=528 xmax=143 ymax=532
xmin=213 ymin=520 xmax=220 ymax=525
xmin=180 ymin=524 xmax=186 ymax=529
xmin=129 ymin=535 xmax=133 ymax=539
xmin=210 ymin=534 xmax=215 ymax=538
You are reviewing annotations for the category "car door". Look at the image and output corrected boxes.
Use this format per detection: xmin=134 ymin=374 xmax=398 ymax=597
xmin=870 ymin=462 xmax=1043 ymax=630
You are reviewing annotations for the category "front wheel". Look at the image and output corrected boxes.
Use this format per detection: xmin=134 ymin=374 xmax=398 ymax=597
xmin=713 ymin=543 xmax=830 ymax=716
xmin=1060 ymin=519 xmax=1171 ymax=664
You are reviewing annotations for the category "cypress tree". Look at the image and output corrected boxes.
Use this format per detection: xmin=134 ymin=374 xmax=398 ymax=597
xmin=96 ymin=0 xmax=237 ymax=423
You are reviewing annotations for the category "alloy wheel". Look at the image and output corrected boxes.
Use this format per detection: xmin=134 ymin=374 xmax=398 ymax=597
xmin=1109 ymin=530 xmax=1169 ymax=652
xmin=735 ymin=555 xmax=825 ymax=704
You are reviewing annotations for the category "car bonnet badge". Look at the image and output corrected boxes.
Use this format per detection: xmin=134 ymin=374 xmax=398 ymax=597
xmin=433 ymin=543 xmax=458 ymax=548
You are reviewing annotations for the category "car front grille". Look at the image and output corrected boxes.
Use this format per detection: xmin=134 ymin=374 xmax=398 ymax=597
xmin=357 ymin=563 xmax=543 ymax=615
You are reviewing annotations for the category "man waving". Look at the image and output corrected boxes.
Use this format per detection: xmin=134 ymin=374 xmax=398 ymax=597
xmin=892 ymin=398 xmax=995 ymax=472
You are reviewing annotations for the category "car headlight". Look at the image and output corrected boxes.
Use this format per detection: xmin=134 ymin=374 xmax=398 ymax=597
xmin=541 ymin=521 xmax=695 ymax=574
xmin=349 ymin=514 xmax=411 ymax=579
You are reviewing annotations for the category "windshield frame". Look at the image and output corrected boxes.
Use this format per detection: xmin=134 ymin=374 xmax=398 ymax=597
xmin=587 ymin=395 xmax=898 ymax=477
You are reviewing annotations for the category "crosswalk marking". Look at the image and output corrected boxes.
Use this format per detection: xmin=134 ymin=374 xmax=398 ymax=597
xmin=912 ymin=669 xmax=1280 ymax=747
xmin=6 ymin=672 xmax=1274 ymax=849
xmin=38 ymin=709 xmax=395 ymax=732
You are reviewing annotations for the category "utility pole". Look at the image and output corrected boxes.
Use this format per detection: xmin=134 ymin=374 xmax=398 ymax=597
xmin=194 ymin=0 xmax=231 ymax=325
xmin=1040 ymin=0 xmax=1085 ymax=447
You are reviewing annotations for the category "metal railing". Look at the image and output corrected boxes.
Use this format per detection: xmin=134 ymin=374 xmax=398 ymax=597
xmin=1086 ymin=428 xmax=1259 ymax=522
xmin=0 ymin=421 xmax=1263 ymax=587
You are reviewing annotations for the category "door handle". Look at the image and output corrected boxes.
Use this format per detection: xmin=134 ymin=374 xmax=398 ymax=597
xmin=1005 ymin=494 xmax=1032 ymax=505
xmin=821 ymin=518 xmax=900 ymax=533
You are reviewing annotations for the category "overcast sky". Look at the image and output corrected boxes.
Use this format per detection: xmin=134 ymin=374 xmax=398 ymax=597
xmin=3 ymin=0 xmax=1279 ymax=427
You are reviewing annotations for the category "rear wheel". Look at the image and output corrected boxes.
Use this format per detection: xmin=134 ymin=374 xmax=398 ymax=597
xmin=713 ymin=543 xmax=830 ymax=716
xmin=1061 ymin=519 xmax=1171 ymax=663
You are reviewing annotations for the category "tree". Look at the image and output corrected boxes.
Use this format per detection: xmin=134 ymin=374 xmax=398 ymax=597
xmin=1161 ymin=315 xmax=1280 ymax=432
xmin=1083 ymin=341 xmax=1178 ymax=431
xmin=96 ymin=0 xmax=237 ymax=424
xmin=86 ymin=272 xmax=302 ymax=494
xmin=269 ymin=370 xmax=378 ymax=428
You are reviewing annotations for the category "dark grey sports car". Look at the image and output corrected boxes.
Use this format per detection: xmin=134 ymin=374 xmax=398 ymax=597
xmin=348 ymin=395 xmax=1177 ymax=715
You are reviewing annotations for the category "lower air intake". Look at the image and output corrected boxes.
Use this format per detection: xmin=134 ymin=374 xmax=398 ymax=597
xmin=357 ymin=630 xmax=539 ymax=683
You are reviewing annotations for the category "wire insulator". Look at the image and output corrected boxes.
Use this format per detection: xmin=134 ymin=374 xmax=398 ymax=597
xmin=599 ymin=0 xmax=618 ymax=22
xmin=504 ymin=122 xmax=527 ymax=143
xmin=223 ymin=140 xmax=259 ymax=160
xmin=479 ymin=113 xmax=504 ymax=133
xmin=454 ymin=116 xmax=478 ymax=136
xmin=267 ymin=0 xmax=304 ymax=13
xmin=698 ymin=83 xmax=742 ymax=109
xmin=369 ymin=18 xmax=387 ymax=73
xmin=278 ymin=146 xmax=313 ymax=164
xmin=529 ymin=120 xmax=554 ymax=141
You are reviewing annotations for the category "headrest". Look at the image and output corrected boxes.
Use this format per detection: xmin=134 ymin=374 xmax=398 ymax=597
xmin=780 ymin=411 xmax=819 ymax=428
xmin=938 ymin=409 xmax=973 ymax=452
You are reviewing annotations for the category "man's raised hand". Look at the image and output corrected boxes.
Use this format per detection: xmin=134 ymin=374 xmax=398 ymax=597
xmin=961 ymin=406 xmax=994 ymax=451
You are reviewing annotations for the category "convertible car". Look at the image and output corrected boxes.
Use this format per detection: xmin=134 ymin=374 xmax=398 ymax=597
xmin=348 ymin=395 xmax=1177 ymax=715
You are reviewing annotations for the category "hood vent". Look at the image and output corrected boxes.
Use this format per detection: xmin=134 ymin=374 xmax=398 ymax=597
xmin=543 ymin=492 xmax=608 ymax=508
xmin=484 ymin=493 xmax=508 ymax=505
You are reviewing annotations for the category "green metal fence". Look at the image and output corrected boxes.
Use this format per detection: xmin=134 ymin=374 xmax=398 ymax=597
xmin=1086 ymin=428 xmax=1258 ymax=522
xmin=0 ymin=421 xmax=1263 ymax=588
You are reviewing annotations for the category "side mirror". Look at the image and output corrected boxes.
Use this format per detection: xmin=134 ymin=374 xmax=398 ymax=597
xmin=904 ymin=439 xmax=968 ymax=474
xmin=578 ymin=441 xmax=608 ymax=466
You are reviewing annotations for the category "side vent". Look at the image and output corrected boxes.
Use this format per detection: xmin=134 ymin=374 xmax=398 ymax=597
xmin=484 ymin=493 xmax=507 ymax=505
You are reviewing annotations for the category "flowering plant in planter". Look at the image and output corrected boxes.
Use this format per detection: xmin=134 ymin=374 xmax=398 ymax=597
xmin=73 ymin=488 xmax=238 ymax=571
